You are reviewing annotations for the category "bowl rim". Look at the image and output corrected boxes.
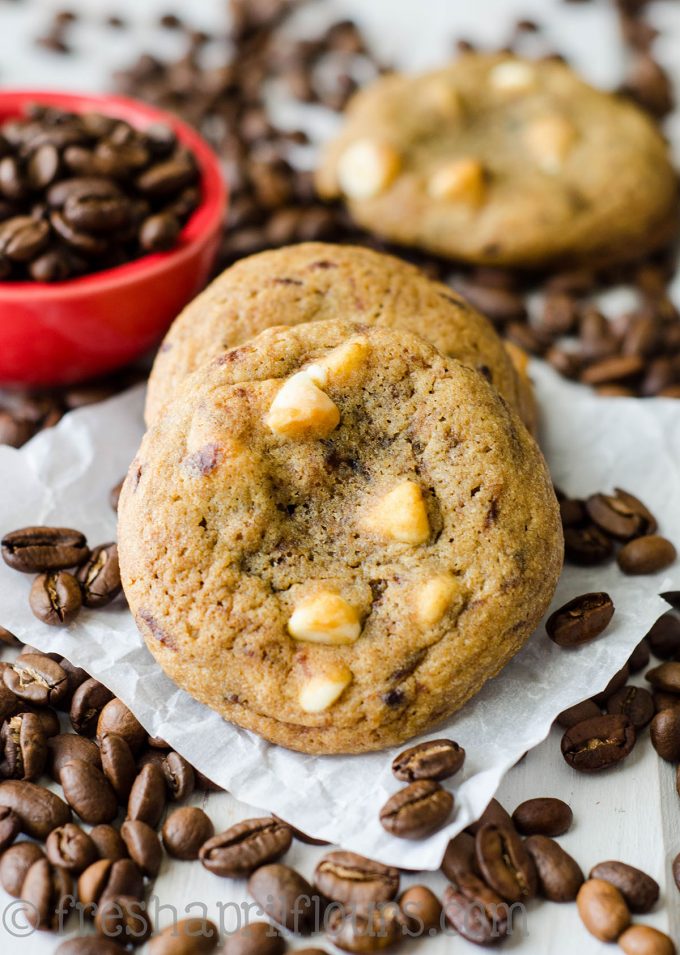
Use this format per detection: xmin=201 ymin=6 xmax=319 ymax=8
xmin=0 ymin=89 xmax=227 ymax=300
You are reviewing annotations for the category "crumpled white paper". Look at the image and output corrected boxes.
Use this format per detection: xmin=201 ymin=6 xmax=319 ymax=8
xmin=0 ymin=362 xmax=677 ymax=870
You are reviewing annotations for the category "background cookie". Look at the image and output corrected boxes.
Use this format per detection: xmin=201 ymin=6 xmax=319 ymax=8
xmin=145 ymin=242 xmax=535 ymax=430
xmin=316 ymin=53 xmax=677 ymax=269
xmin=120 ymin=320 xmax=562 ymax=755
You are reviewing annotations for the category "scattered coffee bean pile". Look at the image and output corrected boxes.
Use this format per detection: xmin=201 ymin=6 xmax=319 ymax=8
xmin=0 ymin=104 xmax=200 ymax=281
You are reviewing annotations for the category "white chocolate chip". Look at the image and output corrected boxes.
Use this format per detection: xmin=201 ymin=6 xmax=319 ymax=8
xmin=266 ymin=371 xmax=340 ymax=439
xmin=416 ymin=573 xmax=462 ymax=627
xmin=427 ymin=159 xmax=485 ymax=205
xmin=306 ymin=338 xmax=370 ymax=388
xmin=364 ymin=480 xmax=430 ymax=545
xmin=489 ymin=60 xmax=536 ymax=92
xmin=298 ymin=663 xmax=353 ymax=713
xmin=288 ymin=591 xmax=362 ymax=646
xmin=525 ymin=116 xmax=576 ymax=173
xmin=337 ymin=139 xmax=401 ymax=199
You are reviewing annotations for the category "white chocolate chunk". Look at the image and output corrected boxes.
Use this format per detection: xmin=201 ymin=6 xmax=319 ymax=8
xmin=337 ymin=139 xmax=401 ymax=199
xmin=489 ymin=60 xmax=536 ymax=92
xmin=266 ymin=371 xmax=340 ymax=439
xmin=298 ymin=664 xmax=353 ymax=713
xmin=365 ymin=480 xmax=430 ymax=545
xmin=428 ymin=159 xmax=485 ymax=205
xmin=416 ymin=574 xmax=461 ymax=627
xmin=525 ymin=116 xmax=576 ymax=173
xmin=306 ymin=338 xmax=370 ymax=388
xmin=288 ymin=592 xmax=362 ymax=645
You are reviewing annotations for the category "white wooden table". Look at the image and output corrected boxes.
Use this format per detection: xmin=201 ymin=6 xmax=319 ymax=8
xmin=0 ymin=0 xmax=679 ymax=951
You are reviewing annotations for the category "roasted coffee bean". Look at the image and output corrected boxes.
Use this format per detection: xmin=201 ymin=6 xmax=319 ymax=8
xmin=139 ymin=212 xmax=181 ymax=251
xmin=556 ymin=699 xmax=601 ymax=728
xmin=399 ymin=885 xmax=442 ymax=936
xmin=0 ymin=215 xmax=50 ymax=261
xmin=4 ymin=652 xmax=69 ymax=705
xmin=525 ymin=835 xmax=584 ymax=902
xmin=314 ymin=850 xmax=399 ymax=905
xmin=121 ymin=819 xmax=162 ymax=878
xmin=162 ymin=806 xmax=214 ymax=860
xmin=453 ymin=281 xmax=526 ymax=323
xmin=0 ymin=710 xmax=48 ymax=780
xmin=592 ymin=664 xmax=630 ymax=704
xmin=589 ymin=860 xmax=659 ymax=914
xmin=577 ymin=878 xmax=631 ymax=941
xmin=46 ymin=822 xmax=98 ymax=873
xmin=0 ymin=805 xmax=20 ymax=851
xmin=561 ymin=714 xmax=635 ymax=772
xmin=564 ymin=524 xmax=614 ymax=565
xmin=475 ymin=823 xmax=536 ymax=902
xmin=441 ymin=832 xmax=477 ymax=882
xmin=100 ymin=732 xmax=137 ymax=802
xmin=60 ymin=659 xmax=90 ymax=704
xmin=127 ymin=762 xmax=166 ymax=828
xmin=585 ymin=490 xmax=655 ymax=540
xmin=60 ymin=758 xmax=119 ymax=824
xmin=650 ymin=707 xmax=680 ymax=761
xmin=21 ymin=857 xmax=73 ymax=931
xmin=90 ymin=823 xmax=128 ymax=862
xmin=511 ymin=797 xmax=572 ymax=836
xmin=606 ymin=686 xmax=655 ymax=729
xmin=618 ymin=536 xmax=676 ymax=575
xmin=70 ymin=677 xmax=114 ymax=736
xmin=56 ymin=938 xmax=129 ymax=955
xmin=30 ymin=570 xmax=82 ymax=625
xmin=442 ymin=873 xmax=509 ymax=945
xmin=546 ymin=592 xmax=614 ymax=647
xmin=136 ymin=157 xmax=197 ymax=197
xmin=661 ymin=591 xmax=680 ymax=610
xmin=645 ymin=612 xmax=680 ymax=659
xmin=654 ymin=690 xmax=680 ymax=713
xmin=22 ymin=703 xmax=60 ymax=738
xmin=146 ymin=917 xmax=219 ymax=954
xmin=0 ymin=624 xmax=20 ymax=647
xmin=48 ymin=732 xmax=101 ymax=782
xmin=95 ymin=893 xmax=153 ymax=945
xmin=162 ymin=750 xmax=195 ymax=801
xmin=618 ymin=925 xmax=676 ymax=955
xmin=379 ymin=780 xmax=453 ymax=839
xmin=248 ymin=863 xmax=318 ymax=933
xmin=200 ymin=817 xmax=292 ymax=878
xmin=78 ymin=857 xmax=144 ymax=909
xmin=647 ymin=662 xmax=680 ymax=694
xmin=97 ymin=697 xmax=147 ymax=753
xmin=76 ymin=543 xmax=121 ymax=608
xmin=465 ymin=797 xmax=513 ymax=835
xmin=0 ymin=683 xmax=17 ymax=723
xmin=1 ymin=525 xmax=88 ymax=572
xmin=391 ymin=738 xmax=465 ymax=782
xmin=628 ymin=638 xmax=651 ymax=673
xmin=0 ymin=778 xmax=71 ymax=837
xmin=221 ymin=921 xmax=285 ymax=955
xmin=63 ymin=183 xmax=131 ymax=233
xmin=0 ymin=840 xmax=44 ymax=896
xmin=326 ymin=902 xmax=404 ymax=954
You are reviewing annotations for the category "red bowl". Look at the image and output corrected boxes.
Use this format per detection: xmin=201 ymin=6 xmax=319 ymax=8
xmin=0 ymin=90 xmax=227 ymax=387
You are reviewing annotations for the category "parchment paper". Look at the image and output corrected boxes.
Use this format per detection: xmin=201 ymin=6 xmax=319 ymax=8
xmin=0 ymin=362 xmax=676 ymax=869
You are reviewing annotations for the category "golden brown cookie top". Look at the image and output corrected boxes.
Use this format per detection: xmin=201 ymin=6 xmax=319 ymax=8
xmin=316 ymin=54 xmax=677 ymax=268
xmin=120 ymin=320 xmax=562 ymax=754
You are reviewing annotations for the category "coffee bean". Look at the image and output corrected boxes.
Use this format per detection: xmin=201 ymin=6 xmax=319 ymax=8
xmin=0 ymin=683 xmax=17 ymax=723
xmin=136 ymin=157 xmax=197 ymax=197
xmin=589 ymin=860 xmax=659 ymax=914
xmin=511 ymin=797 xmax=572 ymax=836
xmin=561 ymin=714 xmax=635 ymax=772
xmin=564 ymin=524 xmax=614 ymax=565
xmin=146 ymin=918 xmax=219 ymax=954
xmin=78 ymin=857 xmax=144 ymax=909
xmin=221 ymin=921 xmax=285 ymax=955
xmin=475 ymin=823 xmax=536 ymax=903
xmin=4 ymin=653 xmax=69 ymax=708
xmin=0 ymin=778 xmax=71 ymax=838
xmin=199 ymin=817 xmax=292 ymax=878
xmin=0 ymin=215 xmax=50 ymax=261
xmin=556 ymin=699 xmax=601 ymax=728
xmin=1 ymin=710 xmax=48 ymax=780
xmin=325 ymin=902 xmax=404 ymax=953
xmin=0 ymin=805 xmax=20 ymax=852
xmin=248 ymin=863 xmax=319 ymax=933
xmin=391 ymin=738 xmax=465 ymax=782
xmin=442 ymin=873 xmax=509 ymax=945
xmin=139 ymin=212 xmax=181 ymax=251
xmin=619 ymin=925 xmax=676 ymax=955
xmin=21 ymin=856 xmax=73 ymax=931
xmin=440 ymin=832 xmax=476 ymax=882
xmin=76 ymin=543 xmax=121 ymax=608
xmin=121 ymin=819 xmax=162 ymax=877
xmin=89 ymin=823 xmax=128 ymax=862
xmin=650 ymin=707 xmax=680 ymax=761
xmin=0 ymin=840 xmax=44 ymax=897
xmin=60 ymin=659 xmax=89 ymax=704
xmin=592 ymin=664 xmax=631 ymax=704
xmin=379 ymin=780 xmax=453 ymax=839
xmin=645 ymin=612 xmax=680 ymax=659
xmin=398 ymin=884 xmax=442 ymax=936
xmin=100 ymin=732 xmax=137 ymax=802
xmin=30 ymin=570 xmax=82 ymax=625
xmin=127 ymin=762 xmax=166 ymax=828
xmin=56 ymin=939 xmax=129 ymax=955
xmin=1 ymin=525 xmax=88 ymax=572
xmin=525 ymin=835 xmax=584 ymax=902
xmin=466 ymin=797 xmax=513 ymax=835
xmin=162 ymin=806 xmax=214 ymax=860
xmin=95 ymin=893 xmax=153 ymax=946
xmin=162 ymin=750 xmax=195 ymax=801
xmin=48 ymin=732 xmax=101 ymax=782
xmin=576 ymin=878 xmax=631 ymax=941
xmin=618 ymin=536 xmax=676 ymax=575
xmin=628 ymin=638 xmax=651 ymax=673
xmin=0 ymin=624 xmax=20 ymax=647
xmin=453 ymin=281 xmax=526 ymax=323
xmin=61 ymin=758 xmax=119 ymax=824
xmin=314 ymin=850 xmax=399 ymax=905
xmin=606 ymin=686 xmax=655 ymax=729
xmin=97 ymin=698 xmax=147 ymax=753
xmin=70 ymin=677 xmax=114 ymax=736
xmin=646 ymin=662 xmax=680 ymax=694
xmin=546 ymin=592 xmax=614 ymax=647
xmin=585 ymin=490 xmax=655 ymax=540
xmin=46 ymin=822 xmax=98 ymax=873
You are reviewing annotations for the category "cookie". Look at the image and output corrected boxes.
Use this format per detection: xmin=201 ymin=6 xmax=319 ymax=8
xmin=316 ymin=53 xmax=678 ymax=269
xmin=144 ymin=242 xmax=535 ymax=430
xmin=119 ymin=320 xmax=562 ymax=755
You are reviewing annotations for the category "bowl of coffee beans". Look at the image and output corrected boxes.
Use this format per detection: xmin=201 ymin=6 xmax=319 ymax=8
xmin=0 ymin=90 xmax=226 ymax=386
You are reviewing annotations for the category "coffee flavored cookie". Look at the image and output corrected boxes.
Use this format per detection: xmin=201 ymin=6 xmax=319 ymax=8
xmin=119 ymin=320 xmax=563 ymax=755
xmin=144 ymin=242 xmax=535 ymax=431
xmin=316 ymin=53 xmax=678 ymax=269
